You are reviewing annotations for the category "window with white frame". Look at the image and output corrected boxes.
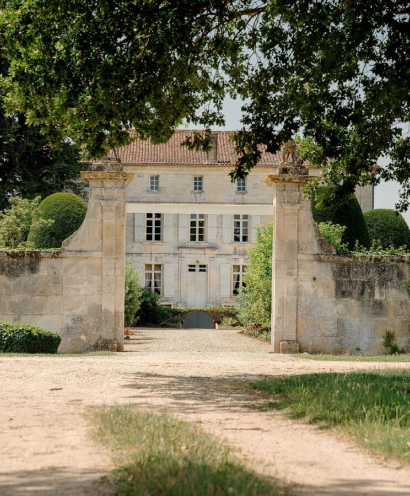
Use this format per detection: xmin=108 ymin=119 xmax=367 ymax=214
xmin=190 ymin=214 xmax=205 ymax=242
xmin=149 ymin=175 xmax=159 ymax=191
xmin=236 ymin=177 xmax=246 ymax=192
xmin=146 ymin=213 xmax=162 ymax=241
xmin=232 ymin=265 xmax=247 ymax=295
xmin=193 ymin=176 xmax=203 ymax=192
xmin=233 ymin=214 xmax=249 ymax=243
xmin=144 ymin=264 xmax=162 ymax=294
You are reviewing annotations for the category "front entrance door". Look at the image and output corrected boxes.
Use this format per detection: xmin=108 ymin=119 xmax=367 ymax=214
xmin=186 ymin=264 xmax=207 ymax=306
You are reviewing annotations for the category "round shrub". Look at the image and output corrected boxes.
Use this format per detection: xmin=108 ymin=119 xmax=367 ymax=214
xmin=28 ymin=193 xmax=87 ymax=249
xmin=312 ymin=186 xmax=370 ymax=250
xmin=364 ymin=209 xmax=410 ymax=250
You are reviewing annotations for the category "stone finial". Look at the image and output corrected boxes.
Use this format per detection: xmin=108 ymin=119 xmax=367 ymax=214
xmin=265 ymin=139 xmax=311 ymax=187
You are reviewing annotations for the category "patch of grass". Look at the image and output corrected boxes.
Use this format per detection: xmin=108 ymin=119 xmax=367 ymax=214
xmin=294 ymin=354 xmax=410 ymax=362
xmin=252 ymin=370 xmax=410 ymax=464
xmin=91 ymin=406 xmax=291 ymax=495
xmin=0 ymin=351 xmax=115 ymax=357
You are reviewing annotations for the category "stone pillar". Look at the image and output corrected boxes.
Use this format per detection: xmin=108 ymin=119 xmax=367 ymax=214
xmin=65 ymin=160 xmax=134 ymax=351
xmin=265 ymin=144 xmax=312 ymax=353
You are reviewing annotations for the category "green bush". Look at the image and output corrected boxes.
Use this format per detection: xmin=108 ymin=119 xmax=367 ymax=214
xmin=136 ymin=288 xmax=171 ymax=326
xmin=364 ymin=209 xmax=410 ymax=251
xmin=28 ymin=193 xmax=87 ymax=249
xmin=312 ymin=186 xmax=370 ymax=250
xmin=316 ymin=221 xmax=349 ymax=254
xmin=0 ymin=321 xmax=61 ymax=353
xmin=124 ymin=261 xmax=143 ymax=326
xmin=237 ymin=223 xmax=272 ymax=330
xmin=0 ymin=196 xmax=53 ymax=249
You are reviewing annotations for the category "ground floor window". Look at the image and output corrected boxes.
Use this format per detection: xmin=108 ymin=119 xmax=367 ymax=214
xmin=232 ymin=264 xmax=247 ymax=296
xmin=144 ymin=264 xmax=162 ymax=294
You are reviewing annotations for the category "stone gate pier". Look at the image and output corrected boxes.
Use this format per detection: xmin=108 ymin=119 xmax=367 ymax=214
xmin=0 ymin=160 xmax=134 ymax=353
xmin=265 ymin=146 xmax=410 ymax=355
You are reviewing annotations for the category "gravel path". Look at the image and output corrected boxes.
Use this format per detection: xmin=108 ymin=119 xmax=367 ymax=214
xmin=2 ymin=328 xmax=410 ymax=495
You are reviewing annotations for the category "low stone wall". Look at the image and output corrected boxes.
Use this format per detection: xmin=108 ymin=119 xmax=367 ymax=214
xmin=297 ymin=255 xmax=410 ymax=354
xmin=0 ymin=250 xmax=104 ymax=353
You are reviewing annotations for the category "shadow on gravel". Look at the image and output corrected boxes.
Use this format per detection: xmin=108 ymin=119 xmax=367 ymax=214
xmin=0 ymin=468 xmax=111 ymax=496
xmin=121 ymin=372 xmax=261 ymax=414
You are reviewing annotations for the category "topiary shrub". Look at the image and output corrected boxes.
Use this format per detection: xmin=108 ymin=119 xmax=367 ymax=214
xmin=28 ymin=193 xmax=87 ymax=249
xmin=364 ymin=209 xmax=410 ymax=251
xmin=0 ymin=321 xmax=61 ymax=353
xmin=312 ymin=186 xmax=370 ymax=250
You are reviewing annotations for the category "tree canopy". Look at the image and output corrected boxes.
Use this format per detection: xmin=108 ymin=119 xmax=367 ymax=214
xmin=0 ymin=56 xmax=87 ymax=210
xmin=0 ymin=1 xmax=409 ymax=207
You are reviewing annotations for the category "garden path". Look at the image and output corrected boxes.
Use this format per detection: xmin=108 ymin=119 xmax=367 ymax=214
xmin=1 ymin=328 xmax=410 ymax=495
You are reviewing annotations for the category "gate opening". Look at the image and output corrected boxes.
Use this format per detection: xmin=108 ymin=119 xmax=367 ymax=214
xmin=183 ymin=310 xmax=214 ymax=329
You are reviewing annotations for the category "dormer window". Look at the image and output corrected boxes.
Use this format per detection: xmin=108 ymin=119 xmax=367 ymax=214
xmin=150 ymin=175 xmax=159 ymax=191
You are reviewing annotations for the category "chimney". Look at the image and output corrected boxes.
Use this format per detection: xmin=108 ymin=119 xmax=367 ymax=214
xmin=207 ymin=133 xmax=218 ymax=164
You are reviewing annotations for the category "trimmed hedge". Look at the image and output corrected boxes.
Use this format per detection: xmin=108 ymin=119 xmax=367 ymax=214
xmin=135 ymin=301 xmax=239 ymax=328
xmin=162 ymin=307 xmax=239 ymax=328
xmin=0 ymin=321 xmax=61 ymax=354
xmin=28 ymin=193 xmax=87 ymax=249
xmin=364 ymin=209 xmax=410 ymax=250
xmin=312 ymin=186 xmax=370 ymax=250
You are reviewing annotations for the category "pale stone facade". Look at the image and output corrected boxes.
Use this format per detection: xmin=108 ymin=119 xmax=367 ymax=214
xmin=121 ymin=131 xmax=374 ymax=308
xmin=125 ymin=164 xmax=274 ymax=306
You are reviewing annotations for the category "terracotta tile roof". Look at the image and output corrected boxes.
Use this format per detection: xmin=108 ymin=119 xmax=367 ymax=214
xmin=108 ymin=130 xmax=281 ymax=166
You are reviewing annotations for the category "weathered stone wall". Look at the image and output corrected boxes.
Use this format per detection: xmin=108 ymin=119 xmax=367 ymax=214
xmin=297 ymin=255 xmax=410 ymax=354
xmin=0 ymin=163 xmax=133 ymax=353
xmin=0 ymin=251 xmax=103 ymax=352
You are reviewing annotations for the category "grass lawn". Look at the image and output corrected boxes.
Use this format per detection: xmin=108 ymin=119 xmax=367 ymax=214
xmin=252 ymin=370 xmax=410 ymax=465
xmin=91 ymin=406 xmax=292 ymax=496
xmin=294 ymin=354 xmax=410 ymax=362
xmin=0 ymin=351 xmax=115 ymax=357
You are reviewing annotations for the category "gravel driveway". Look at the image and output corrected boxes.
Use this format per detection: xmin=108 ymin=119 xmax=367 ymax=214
xmin=1 ymin=328 xmax=410 ymax=495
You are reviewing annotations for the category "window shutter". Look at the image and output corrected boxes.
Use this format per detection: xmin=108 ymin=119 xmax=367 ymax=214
xmin=163 ymin=264 xmax=175 ymax=297
xmin=222 ymin=215 xmax=231 ymax=243
xmin=164 ymin=214 xmax=173 ymax=242
xmin=252 ymin=215 xmax=261 ymax=243
xmin=178 ymin=214 xmax=188 ymax=242
xmin=220 ymin=264 xmax=231 ymax=297
xmin=134 ymin=214 xmax=144 ymax=242
xmin=207 ymin=215 xmax=217 ymax=242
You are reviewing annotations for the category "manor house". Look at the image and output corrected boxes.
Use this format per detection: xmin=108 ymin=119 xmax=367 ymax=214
xmin=115 ymin=130 xmax=374 ymax=307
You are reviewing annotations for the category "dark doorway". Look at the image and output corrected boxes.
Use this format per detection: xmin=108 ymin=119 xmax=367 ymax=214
xmin=183 ymin=310 xmax=213 ymax=329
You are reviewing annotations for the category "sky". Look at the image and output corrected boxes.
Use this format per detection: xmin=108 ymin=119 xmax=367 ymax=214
xmin=198 ymin=96 xmax=409 ymax=225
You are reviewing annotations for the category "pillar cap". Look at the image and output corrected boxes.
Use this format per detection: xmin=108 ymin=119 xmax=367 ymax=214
xmin=81 ymin=170 xmax=134 ymax=184
xmin=265 ymin=171 xmax=313 ymax=186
